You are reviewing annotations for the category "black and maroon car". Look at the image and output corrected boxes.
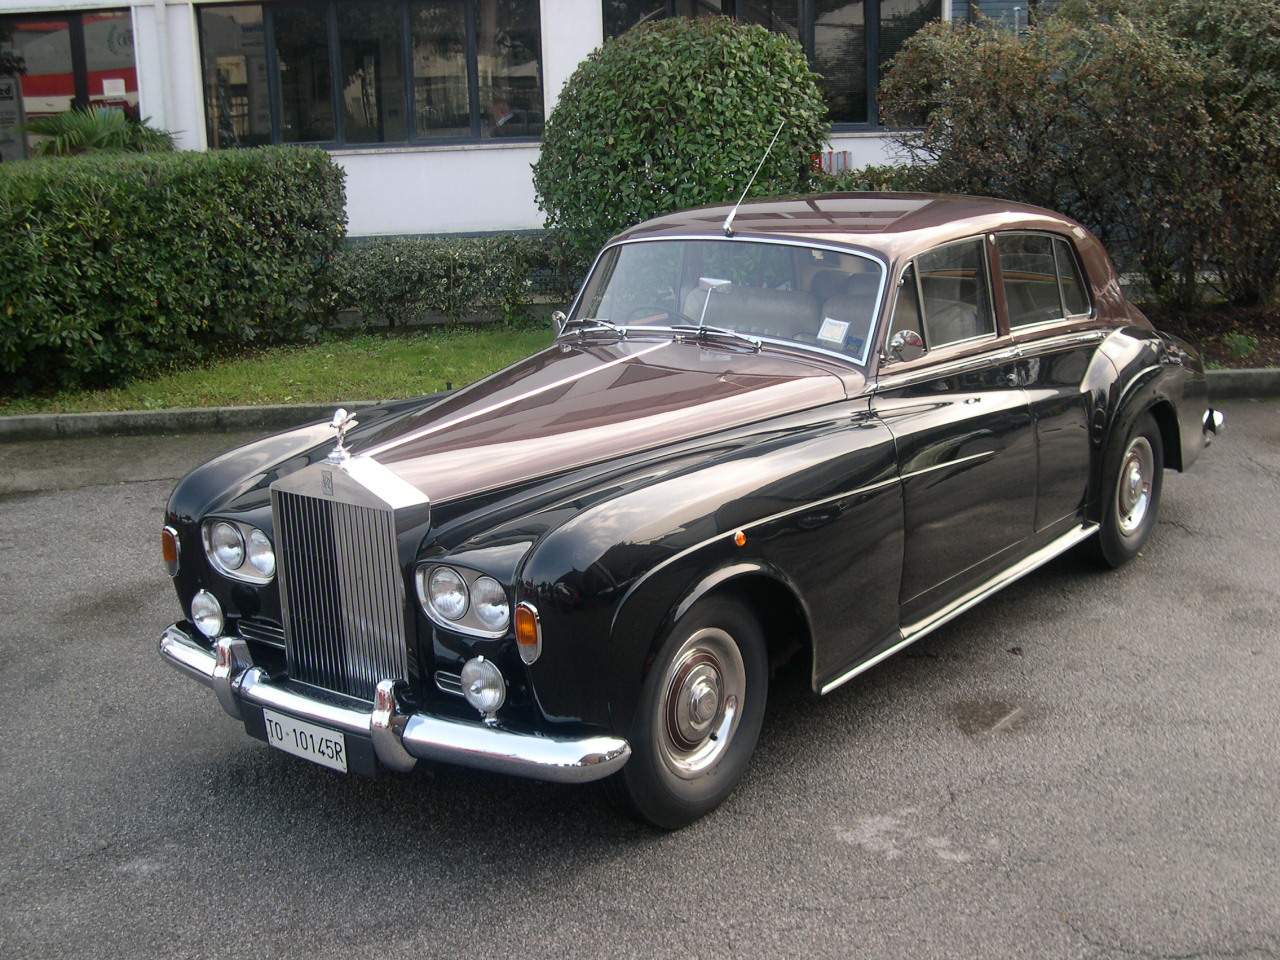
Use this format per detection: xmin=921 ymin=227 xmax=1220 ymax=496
xmin=158 ymin=194 xmax=1221 ymax=828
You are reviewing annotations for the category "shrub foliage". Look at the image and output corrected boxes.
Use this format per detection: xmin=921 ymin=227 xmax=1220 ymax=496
xmin=24 ymin=106 xmax=176 ymax=156
xmin=879 ymin=1 xmax=1280 ymax=308
xmin=0 ymin=147 xmax=346 ymax=392
xmin=335 ymin=233 xmax=574 ymax=327
xmin=533 ymin=17 xmax=829 ymax=264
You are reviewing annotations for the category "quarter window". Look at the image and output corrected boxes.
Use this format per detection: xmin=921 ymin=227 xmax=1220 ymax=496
xmin=1055 ymin=237 xmax=1090 ymax=316
xmin=197 ymin=0 xmax=544 ymax=149
xmin=915 ymin=239 xmax=995 ymax=348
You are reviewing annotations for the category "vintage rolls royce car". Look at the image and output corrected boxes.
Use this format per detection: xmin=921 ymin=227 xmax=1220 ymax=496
xmin=158 ymin=194 xmax=1222 ymax=828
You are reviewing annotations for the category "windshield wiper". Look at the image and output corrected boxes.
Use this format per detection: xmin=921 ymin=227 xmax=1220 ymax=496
xmin=669 ymin=323 xmax=762 ymax=352
xmin=561 ymin=316 xmax=626 ymax=338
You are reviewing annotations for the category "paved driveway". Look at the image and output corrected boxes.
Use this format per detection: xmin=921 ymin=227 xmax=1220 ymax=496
xmin=1 ymin=400 xmax=1277 ymax=960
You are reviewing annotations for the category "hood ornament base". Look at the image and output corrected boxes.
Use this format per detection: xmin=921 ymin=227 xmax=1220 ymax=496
xmin=325 ymin=407 xmax=359 ymax=464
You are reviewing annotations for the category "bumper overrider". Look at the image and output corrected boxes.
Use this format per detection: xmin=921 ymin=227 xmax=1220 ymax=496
xmin=158 ymin=625 xmax=631 ymax=783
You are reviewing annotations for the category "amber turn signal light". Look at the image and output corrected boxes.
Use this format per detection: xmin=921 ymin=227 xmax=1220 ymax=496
xmin=514 ymin=602 xmax=542 ymax=665
xmin=733 ymin=530 xmax=747 ymax=547
xmin=161 ymin=525 xmax=181 ymax=577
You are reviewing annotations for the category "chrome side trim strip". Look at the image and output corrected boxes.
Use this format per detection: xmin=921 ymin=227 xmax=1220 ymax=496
xmin=157 ymin=625 xmax=631 ymax=784
xmin=875 ymin=346 xmax=1023 ymax=392
xmin=819 ymin=522 xmax=1099 ymax=695
xmin=899 ymin=450 xmax=995 ymax=481
xmin=1014 ymin=328 xmax=1105 ymax=358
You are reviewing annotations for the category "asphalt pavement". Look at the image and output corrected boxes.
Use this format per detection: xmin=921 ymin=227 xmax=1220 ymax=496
xmin=1 ymin=400 xmax=1277 ymax=960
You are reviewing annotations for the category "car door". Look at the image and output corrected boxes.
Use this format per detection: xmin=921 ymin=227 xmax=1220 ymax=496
xmin=995 ymin=231 xmax=1102 ymax=531
xmin=872 ymin=236 xmax=1038 ymax=627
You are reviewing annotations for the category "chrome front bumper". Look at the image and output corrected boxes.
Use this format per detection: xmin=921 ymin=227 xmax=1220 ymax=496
xmin=158 ymin=625 xmax=630 ymax=784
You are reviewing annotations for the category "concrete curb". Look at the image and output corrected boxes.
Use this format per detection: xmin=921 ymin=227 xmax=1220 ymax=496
xmin=1 ymin=369 xmax=1275 ymax=442
xmin=1205 ymin=367 xmax=1280 ymax=399
xmin=0 ymin=401 xmax=383 ymax=442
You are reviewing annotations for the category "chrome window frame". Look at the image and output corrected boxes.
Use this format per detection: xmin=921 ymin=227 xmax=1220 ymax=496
xmin=995 ymin=230 xmax=1096 ymax=332
xmin=881 ymin=233 xmax=1000 ymax=363
xmin=562 ymin=235 xmax=890 ymax=368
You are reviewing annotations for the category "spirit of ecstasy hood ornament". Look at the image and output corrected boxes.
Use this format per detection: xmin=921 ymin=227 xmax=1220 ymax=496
xmin=325 ymin=407 xmax=359 ymax=464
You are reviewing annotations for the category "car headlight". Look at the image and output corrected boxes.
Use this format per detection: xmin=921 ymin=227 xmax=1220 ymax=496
xmin=461 ymin=656 xmax=506 ymax=720
xmin=203 ymin=519 xmax=274 ymax=583
xmin=191 ymin=589 xmax=224 ymax=638
xmin=247 ymin=528 xmax=275 ymax=577
xmin=210 ymin=521 xmax=245 ymax=570
xmin=427 ymin=566 xmax=469 ymax=620
xmin=470 ymin=576 xmax=510 ymax=631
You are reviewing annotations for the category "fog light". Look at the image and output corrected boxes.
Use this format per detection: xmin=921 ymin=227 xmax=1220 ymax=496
xmin=191 ymin=589 xmax=224 ymax=638
xmin=460 ymin=656 xmax=505 ymax=722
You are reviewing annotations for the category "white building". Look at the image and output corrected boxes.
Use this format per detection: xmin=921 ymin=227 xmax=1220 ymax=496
xmin=1 ymin=1 xmax=975 ymax=237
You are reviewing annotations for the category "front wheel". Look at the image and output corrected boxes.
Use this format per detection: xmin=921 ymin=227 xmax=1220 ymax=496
xmin=607 ymin=595 xmax=767 ymax=830
xmin=1090 ymin=411 xmax=1164 ymax=568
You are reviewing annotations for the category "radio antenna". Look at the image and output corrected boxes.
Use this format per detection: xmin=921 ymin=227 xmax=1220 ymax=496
xmin=722 ymin=119 xmax=785 ymax=238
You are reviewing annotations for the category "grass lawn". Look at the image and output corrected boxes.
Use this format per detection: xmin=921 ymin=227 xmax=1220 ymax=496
xmin=0 ymin=324 xmax=557 ymax=416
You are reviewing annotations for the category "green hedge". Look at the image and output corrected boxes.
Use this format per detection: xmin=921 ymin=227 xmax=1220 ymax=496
xmin=334 ymin=233 xmax=579 ymax=327
xmin=0 ymin=147 xmax=346 ymax=392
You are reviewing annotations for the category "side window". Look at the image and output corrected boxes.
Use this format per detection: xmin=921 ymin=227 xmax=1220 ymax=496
xmin=997 ymin=234 xmax=1061 ymax=327
xmin=916 ymin=239 xmax=995 ymax=348
xmin=1054 ymin=237 xmax=1090 ymax=316
xmin=892 ymin=264 xmax=924 ymax=341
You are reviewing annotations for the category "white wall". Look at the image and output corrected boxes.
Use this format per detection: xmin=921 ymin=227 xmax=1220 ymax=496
xmin=336 ymin=143 xmax=543 ymax=237
xmin=1 ymin=0 xmax=906 ymax=235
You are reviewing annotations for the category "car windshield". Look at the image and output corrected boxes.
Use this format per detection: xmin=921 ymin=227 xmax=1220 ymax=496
xmin=569 ymin=239 xmax=884 ymax=364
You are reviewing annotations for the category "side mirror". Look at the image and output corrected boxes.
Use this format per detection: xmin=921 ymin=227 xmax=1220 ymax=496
xmin=887 ymin=329 xmax=925 ymax=363
xmin=552 ymin=310 xmax=568 ymax=334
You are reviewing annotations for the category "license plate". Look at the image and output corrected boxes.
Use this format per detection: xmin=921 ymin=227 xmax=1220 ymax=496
xmin=263 ymin=709 xmax=348 ymax=773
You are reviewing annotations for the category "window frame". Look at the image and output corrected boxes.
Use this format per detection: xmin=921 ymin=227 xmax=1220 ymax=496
xmin=602 ymin=0 xmax=945 ymax=131
xmin=992 ymin=229 xmax=1094 ymax=333
xmin=197 ymin=0 xmax=545 ymax=150
xmin=885 ymin=234 xmax=999 ymax=358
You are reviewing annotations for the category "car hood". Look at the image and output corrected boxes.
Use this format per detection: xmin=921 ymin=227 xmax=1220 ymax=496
xmin=354 ymin=337 xmax=853 ymax=504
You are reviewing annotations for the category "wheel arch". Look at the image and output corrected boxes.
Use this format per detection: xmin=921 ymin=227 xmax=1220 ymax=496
xmin=669 ymin=562 xmax=816 ymax=683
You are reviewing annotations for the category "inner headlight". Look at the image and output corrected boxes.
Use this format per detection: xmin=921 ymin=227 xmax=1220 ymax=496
xmin=470 ymin=576 xmax=510 ymax=631
xmin=210 ymin=521 xmax=245 ymax=570
xmin=247 ymin=528 xmax=275 ymax=577
xmin=427 ymin=566 xmax=469 ymax=620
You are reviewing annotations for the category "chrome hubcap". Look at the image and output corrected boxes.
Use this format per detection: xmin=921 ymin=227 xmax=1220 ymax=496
xmin=1116 ymin=436 xmax=1154 ymax=536
xmin=657 ymin=627 xmax=745 ymax=779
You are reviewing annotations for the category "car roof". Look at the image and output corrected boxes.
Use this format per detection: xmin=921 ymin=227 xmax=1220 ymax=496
xmin=612 ymin=192 xmax=1095 ymax=263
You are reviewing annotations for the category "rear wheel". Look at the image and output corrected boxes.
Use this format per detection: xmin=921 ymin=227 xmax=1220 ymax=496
xmin=1090 ymin=412 xmax=1164 ymax=568
xmin=607 ymin=595 xmax=767 ymax=830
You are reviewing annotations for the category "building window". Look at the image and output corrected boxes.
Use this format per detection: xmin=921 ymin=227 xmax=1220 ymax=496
xmin=602 ymin=0 xmax=942 ymax=128
xmin=0 ymin=9 xmax=140 ymax=162
xmin=198 ymin=0 xmax=544 ymax=149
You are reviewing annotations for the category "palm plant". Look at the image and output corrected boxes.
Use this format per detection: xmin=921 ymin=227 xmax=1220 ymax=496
xmin=24 ymin=106 xmax=176 ymax=156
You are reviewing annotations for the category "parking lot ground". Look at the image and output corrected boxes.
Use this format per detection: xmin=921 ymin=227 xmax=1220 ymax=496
xmin=1 ymin=399 xmax=1277 ymax=960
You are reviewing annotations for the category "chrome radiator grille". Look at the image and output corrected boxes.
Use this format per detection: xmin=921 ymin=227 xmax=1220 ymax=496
xmin=271 ymin=489 xmax=409 ymax=702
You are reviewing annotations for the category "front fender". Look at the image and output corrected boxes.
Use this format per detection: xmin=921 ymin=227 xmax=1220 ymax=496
xmin=518 ymin=402 xmax=901 ymax=733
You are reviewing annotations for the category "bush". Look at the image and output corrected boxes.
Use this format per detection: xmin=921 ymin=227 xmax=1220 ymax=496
xmin=814 ymin=163 xmax=932 ymax=194
xmin=0 ymin=147 xmax=345 ymax=392
xmin=878 ymin=2 xmax=1280 ymax=309
xmin=880 ymin=13 xmax=1220 ymax=308
xmin=533 ymin=17 xmax=829 ymax=264
xmin=24 ymin=106 xmax=175 ymax=156
xmin=334 ymin=234 xmax=572 ymax=327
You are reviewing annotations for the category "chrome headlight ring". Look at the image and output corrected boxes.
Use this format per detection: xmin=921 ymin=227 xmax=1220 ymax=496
xmin=202 ymin=519 xmax=275 ymax=584
xmin=416 ymin=563 xmax=512 ymax=638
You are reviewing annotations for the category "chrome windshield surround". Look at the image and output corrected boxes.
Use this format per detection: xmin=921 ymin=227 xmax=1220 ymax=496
xmin=562 ymin=235 xmax=890 ymax=368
